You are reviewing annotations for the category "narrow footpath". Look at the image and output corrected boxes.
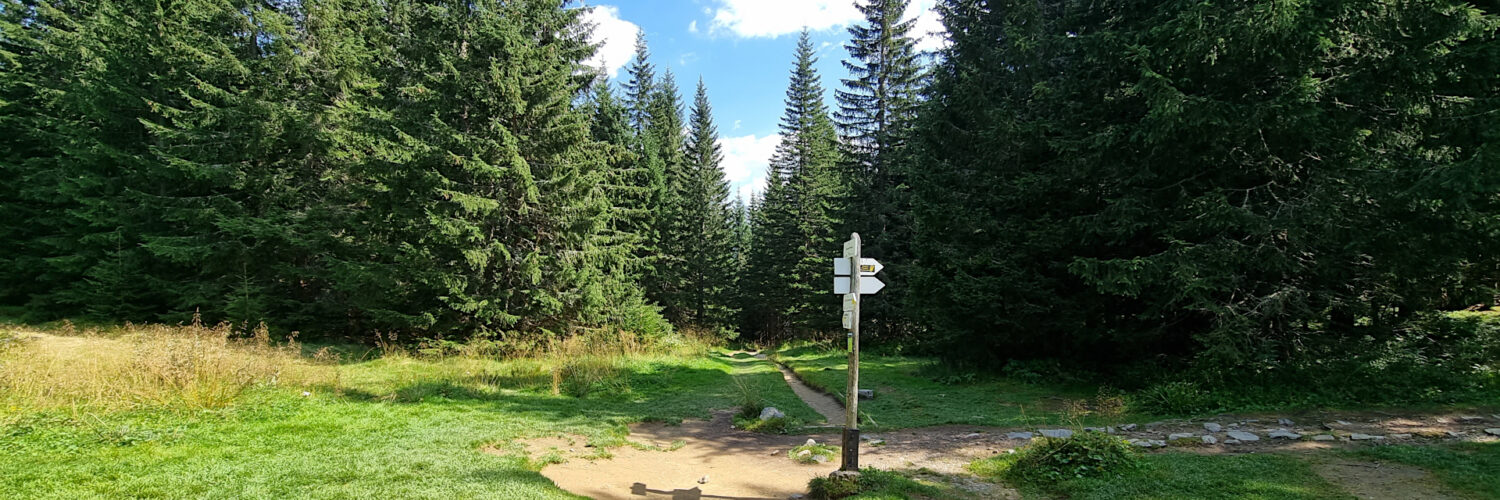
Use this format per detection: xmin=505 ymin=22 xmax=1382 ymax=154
xmin=752 ymin=352 xmax=845 ymax=424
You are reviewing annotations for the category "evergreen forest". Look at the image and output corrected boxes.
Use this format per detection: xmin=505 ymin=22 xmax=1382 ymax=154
xmin=2 ymin=0 xmax=1497 ymax=382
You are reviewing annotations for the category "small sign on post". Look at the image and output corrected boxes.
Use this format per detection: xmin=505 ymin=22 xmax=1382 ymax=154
xmin=831 ymin=233 xmax=883 ymax=473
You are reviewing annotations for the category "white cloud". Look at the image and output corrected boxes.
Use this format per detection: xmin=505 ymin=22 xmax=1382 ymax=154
xmin=719 ymin=134 xmax=781 ymax=201
xmin=688 ymin=20 xmax=699 ymax=34
xmin=706 ymin=0 xmax=861 ymax=38
xmin=581 ymin=5 xmax=640 ymax=78
xmin=905 ymin=0 xmax=950 ymax=53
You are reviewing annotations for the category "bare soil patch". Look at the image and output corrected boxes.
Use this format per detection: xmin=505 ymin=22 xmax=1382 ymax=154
xmin=506 ymin=412 xmax=1020 ymax=499
xmin=1313 ymin=459 xmax=1462 ymax=500
xmin=512 ymin=412 xmax=836 ymax=499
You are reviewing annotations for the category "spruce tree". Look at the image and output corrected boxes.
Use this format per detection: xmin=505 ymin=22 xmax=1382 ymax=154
xmin=328 ymin=0 xmax=625 ymax=335
xmin=672 ymin=79 xmax=738 ymax=328
xmin=834 ymin=0 xmax=926 ymax=341
xmin=644 ymin=70 xmax=690 ymax=317
xmin=908 ymin=0 xmax=1500 ymax=366
xmin=588 ymin=78 xmax=651 ymax=277
xmin=621 ymin=33 xmax=656 ymax=132
xmin=744 ymin=30 xmax=845 ymax=340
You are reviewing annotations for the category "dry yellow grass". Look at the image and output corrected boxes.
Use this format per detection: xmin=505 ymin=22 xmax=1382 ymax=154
xmin=0 ymin=320 xmax=328 ymax=413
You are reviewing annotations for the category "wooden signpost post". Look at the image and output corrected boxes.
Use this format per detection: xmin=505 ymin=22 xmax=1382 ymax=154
xmin=833 ymin=233 xmax=883 ymax=472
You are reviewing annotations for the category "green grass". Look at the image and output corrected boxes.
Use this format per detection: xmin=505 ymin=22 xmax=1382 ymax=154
xmin=0 ymin=347 xmax=821 ymax=499
xmin=971 ymin=452 xmax=1352 ymax=499
xmin=807 ymin=468 xmax=965 ymax=499
xmin=1356 ymin=442 xmax=1500 ymax=498
xmin=773 ymin=344 xmax=1106 ymax=429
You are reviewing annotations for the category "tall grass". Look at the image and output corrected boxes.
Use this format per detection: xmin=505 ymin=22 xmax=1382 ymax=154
xmin=0 ymin=318 xmax=725 ymax=415
xmin=0 ymin=319 xmax=326 ymax=413
xmin=544 ymin=326 xmax=718 ymax=397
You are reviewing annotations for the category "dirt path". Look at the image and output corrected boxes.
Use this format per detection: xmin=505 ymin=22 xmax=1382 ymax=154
xmin=504 ymin=353 xmax=1497 ymax=499
xmin=511 ymin=412 xmax=1018 ymax=500
xmin=752 ymin=352 xmax=844 ymax=424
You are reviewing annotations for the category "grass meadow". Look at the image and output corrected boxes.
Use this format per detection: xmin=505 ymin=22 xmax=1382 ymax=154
xmin=0 ymin=321 xmax=818 ymax=499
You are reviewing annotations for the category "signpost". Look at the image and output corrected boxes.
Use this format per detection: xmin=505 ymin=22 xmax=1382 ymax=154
xmin=832 ymin=233 xmax=883 ymax=472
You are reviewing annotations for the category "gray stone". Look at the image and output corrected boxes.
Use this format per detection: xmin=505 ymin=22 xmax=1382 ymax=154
xmin=1168 ymin=433 xmax=1195 ymax=440
xmin=1039 ymin=429 xmax=1073 ymax=439
xmin=699 ymin=475 xmax=710 ymax=484
xmin=1268 ymin=429 xmax=1302 ymax=440
xmin=1389 ymin=433 xmax=1412 ymax=439
xmin=1485 ymin=428 xmax=1500 ymax=437
xmin=1005 ymin=432 xmax=1035 ymax=440
xmin=1312 ymin=434 xmax=1337 ymax=441
xmin=1083 ymin=427 xmax=1110 ymax=433
xmin=1150 ymin=439 xmax=1167 ymax=447
xmin=813 ymin=455 xmax=829 ymax=463
xmin=1119 ymin=424 xmax=1138 ymax=431
xmin=868 ymin=439 xmax=885 ymax=446
xmin=1446 ymin=431 xmax=1465 ymax=438
xmin=1336 ymin=420 xmax=1352 ymax=426
xmin=857 ymin=389 xmax=875 ymax=400
xmin=1278 ymin=418 xmax=1295 ymax=426
xmin=759 ymin=407 xmax=785 ymax=420
xmin=789 ymin=495 xmax=805 ymax=500
xmin=1350 ymin=433 xmax=1386 ymax=441
xmin=1203 ymin=423 xmax=1223 ymax=433
xmin=1458 ymin=416 xmax=1484 ymax=422
xmin=805 ymin=438 xmax=818 ymax=446
xmin=1224 ymin=439 xmax=1242 ymax=445
xmin=961 ymin=433 xmax=983 ymax=439
xmin=1128 ymin=439 xmax=1154 ymax=448
xmin=1201 ymin=435 xmax=1218 ymax=445
xmin=797 ymin=450 xmax=812 ymax=458
xmin=1226 ymin=431 xmax=1260 ymax=442
xmin=829 ymin=471 xmax=860 ymax=482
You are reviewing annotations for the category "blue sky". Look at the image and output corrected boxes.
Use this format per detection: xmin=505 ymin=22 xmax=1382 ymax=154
xmin=579 ymin=0 xmax=946 ymax=202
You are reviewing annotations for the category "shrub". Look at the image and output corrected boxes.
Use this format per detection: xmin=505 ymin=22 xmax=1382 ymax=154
xmin=1132 ymin=381 xmax=1213 ymax=415
xmin=734 ymin=414 xmax=801 ymax=434
xmin=787 ymin=442 xmax=839 ymax=464
xmin=978 ymin=431 xmax=1140 ymax=485
xmin=807 ymin=469 xmax=946 ymax=499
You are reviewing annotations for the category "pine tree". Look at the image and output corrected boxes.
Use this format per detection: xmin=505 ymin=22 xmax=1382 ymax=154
xmin=835 ymin=0 xmax=926 ymax=340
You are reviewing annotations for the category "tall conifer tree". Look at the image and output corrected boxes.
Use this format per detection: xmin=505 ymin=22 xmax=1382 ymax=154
xmin=835 ymin=0 xmax=926 ymax=340
xmin=745 ymin=30 xmax=845 ymax=339
xmin=669 ymin=79 xmax=738 ymax=328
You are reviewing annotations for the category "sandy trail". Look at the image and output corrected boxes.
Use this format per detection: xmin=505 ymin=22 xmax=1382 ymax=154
xmin=524 ymin=412 xmax=838 ymax=500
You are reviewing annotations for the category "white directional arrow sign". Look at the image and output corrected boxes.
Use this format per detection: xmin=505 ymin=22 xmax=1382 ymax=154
xmin=833 ymin=276 xmax=885 ymax=295
xmin=833 ymin=258 xmax=883 ymax=276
